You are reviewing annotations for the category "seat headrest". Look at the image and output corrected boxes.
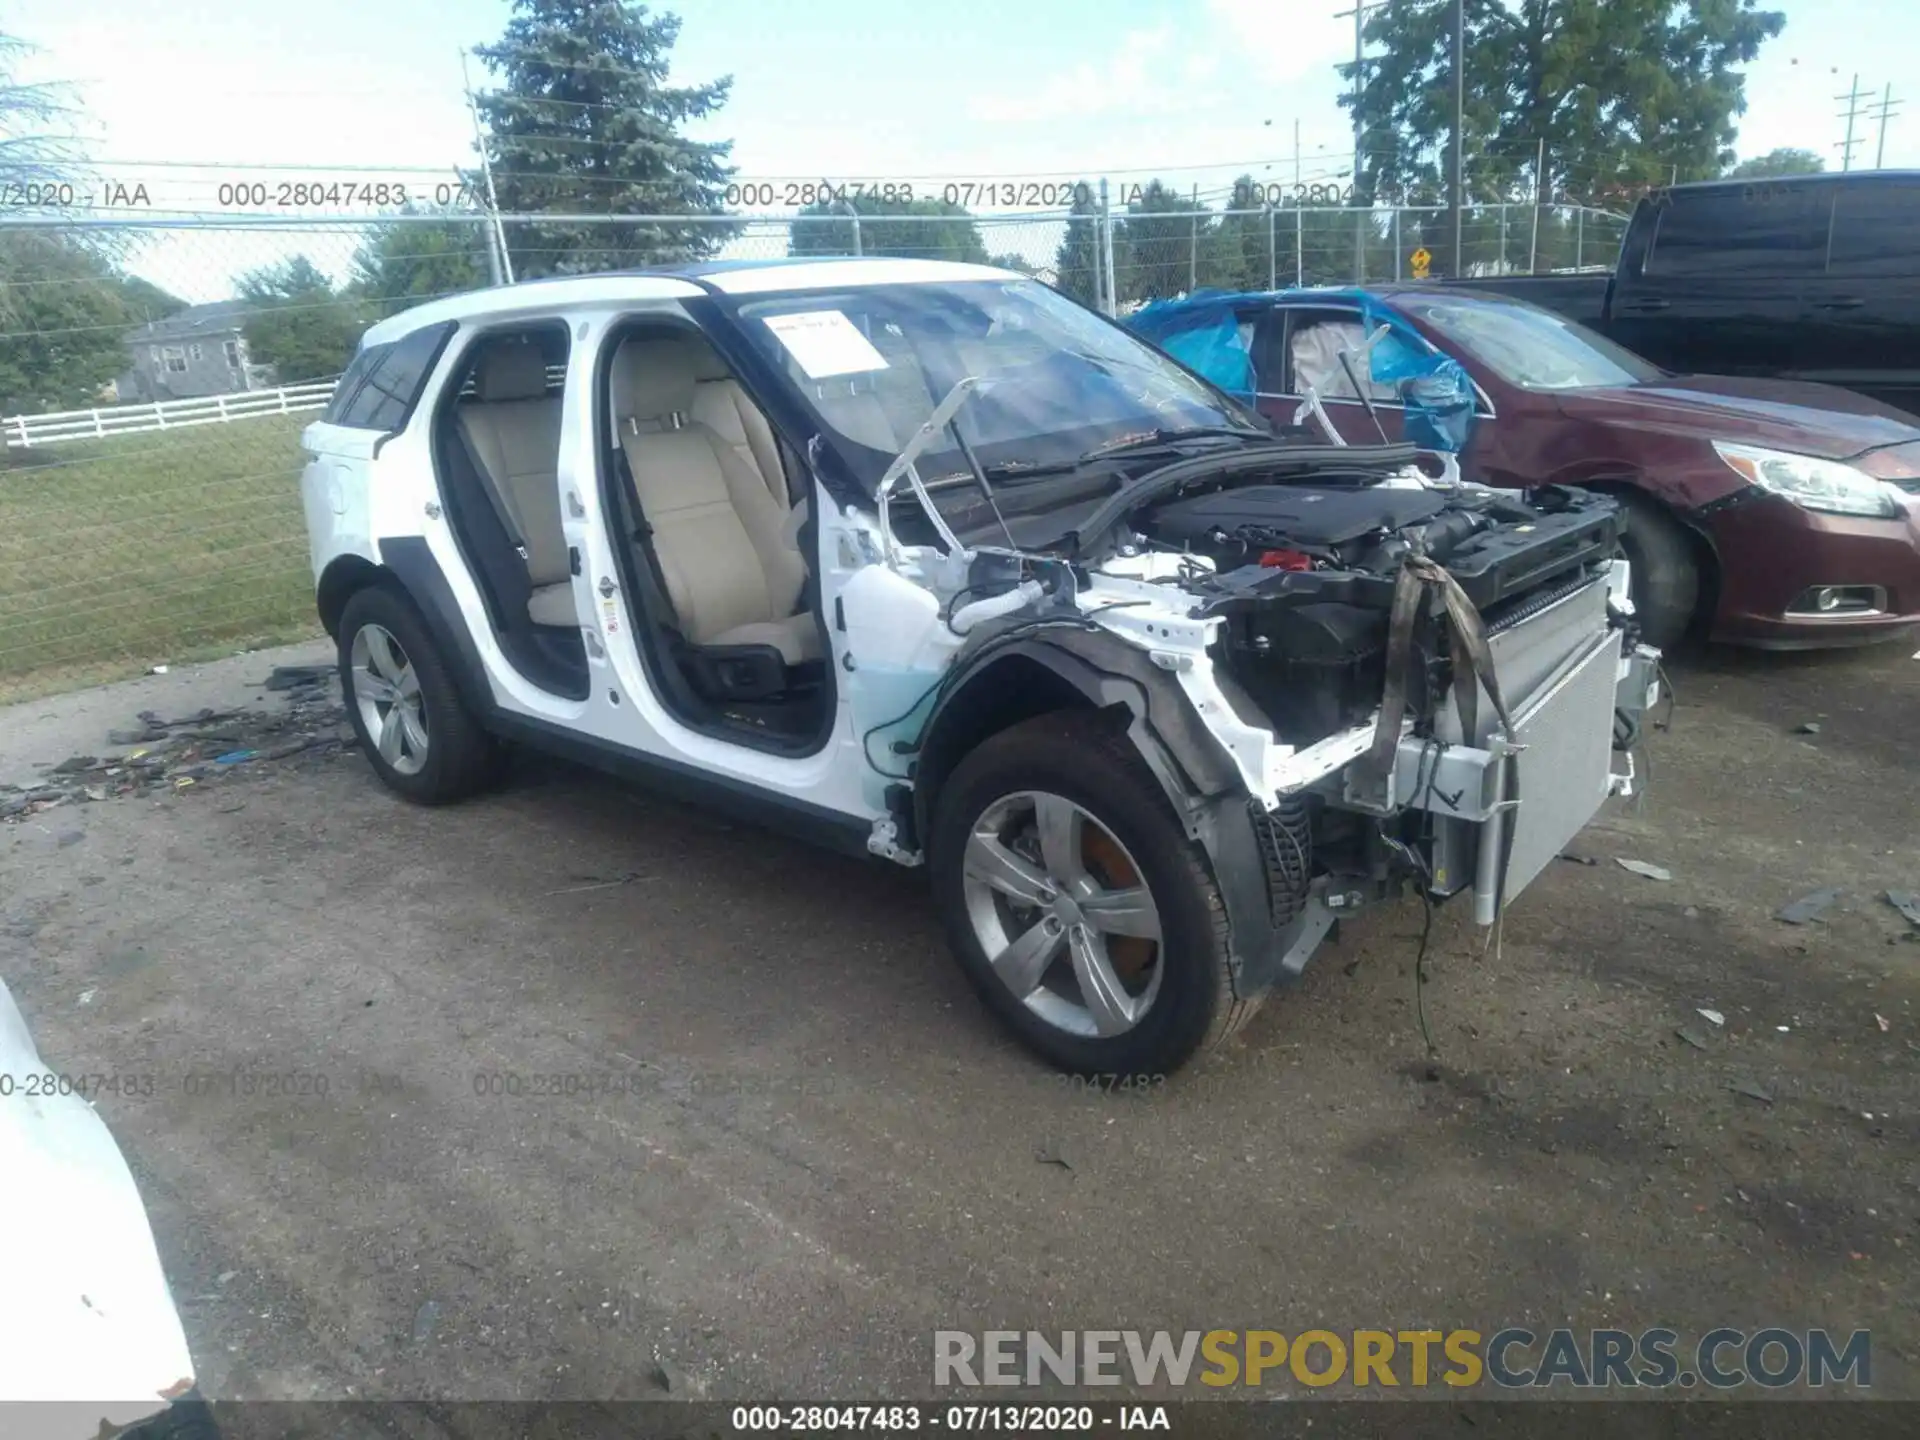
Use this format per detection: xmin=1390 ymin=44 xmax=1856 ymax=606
xmin=474 ymin=343 xmax=550 ymax=403
xmin=611 ymin=334 xmax=733 ymax=426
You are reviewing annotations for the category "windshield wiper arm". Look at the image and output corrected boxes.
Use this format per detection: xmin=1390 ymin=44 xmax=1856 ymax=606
xmin=1080 ymin=425 xmax=1267 ymax=461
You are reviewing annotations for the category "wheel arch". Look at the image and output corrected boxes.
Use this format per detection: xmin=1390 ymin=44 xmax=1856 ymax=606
xmin=1577 ymin=475 xmax=1723 ymax=633
xmin=911 ymin=627 xmax=1242 ymax=850
xmin=914 ymin=626 xmax=1303 ymax=1006
xmin=324 ymin=539 xmax=497 ymax=719
xmin=316 ymin=553 xmax=383 ymax=639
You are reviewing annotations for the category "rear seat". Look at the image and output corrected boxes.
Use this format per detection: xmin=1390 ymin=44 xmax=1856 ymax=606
xmin=453 ymin=344 xmax=576 ymax=627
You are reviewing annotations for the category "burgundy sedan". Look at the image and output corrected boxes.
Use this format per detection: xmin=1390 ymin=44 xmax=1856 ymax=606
xmin=1134 ymin=286 xmax=1920 ymax=650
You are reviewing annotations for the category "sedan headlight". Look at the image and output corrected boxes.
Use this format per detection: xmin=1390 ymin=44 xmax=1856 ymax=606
xmin=1713 ymin=441 xmax=1904 ymax=518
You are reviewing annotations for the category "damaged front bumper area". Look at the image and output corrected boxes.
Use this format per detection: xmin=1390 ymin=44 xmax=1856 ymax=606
xmin=1188 ymin=563 xmax=1660 ymax=996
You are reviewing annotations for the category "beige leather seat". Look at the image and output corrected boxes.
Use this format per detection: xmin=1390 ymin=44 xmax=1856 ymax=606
xmin=612 ymin=337 xmax=820 ymax=665
xmin=454 ymin=344 xmax=576 ymax=626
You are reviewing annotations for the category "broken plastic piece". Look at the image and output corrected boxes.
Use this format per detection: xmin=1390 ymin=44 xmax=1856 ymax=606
xmin=1885 ymin=891 xmax=1920 ymax=929
xmin=1775 ymin=887 xmax=1842 ymax=925
xmin=1615 ymin=858 xmax=1672 ymax=882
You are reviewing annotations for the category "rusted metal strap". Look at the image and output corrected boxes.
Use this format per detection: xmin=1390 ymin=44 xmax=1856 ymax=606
xmin=1365 ymin=553 xmax=1516 ymax=778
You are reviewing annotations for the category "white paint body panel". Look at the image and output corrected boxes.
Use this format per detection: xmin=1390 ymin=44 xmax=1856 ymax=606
xmin=0 ymin=979 xmax=194 ymax=1432
xmin=301 ymin=260 xmax=1604 ymax=844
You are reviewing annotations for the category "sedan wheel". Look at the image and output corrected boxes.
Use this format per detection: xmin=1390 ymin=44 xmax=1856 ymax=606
xmin=349 ymin=622 xmax=430 ymax=777
xmin=961 ymin=789 xmax=1165 ymax=1039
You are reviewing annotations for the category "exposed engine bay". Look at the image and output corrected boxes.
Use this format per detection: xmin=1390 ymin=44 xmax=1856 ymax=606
xmin=847 ymin=410 xmax=1659 ymax=986
xmin=1123 ymin=474 xmax=1624 ymax=747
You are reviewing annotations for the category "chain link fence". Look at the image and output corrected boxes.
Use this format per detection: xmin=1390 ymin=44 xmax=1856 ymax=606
xmin=0 ymin=201 xmax=1626 ymax=697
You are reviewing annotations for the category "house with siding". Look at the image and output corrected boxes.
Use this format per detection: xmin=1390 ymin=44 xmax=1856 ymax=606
xmin=116 ymin=301 xmax=273 ymax=402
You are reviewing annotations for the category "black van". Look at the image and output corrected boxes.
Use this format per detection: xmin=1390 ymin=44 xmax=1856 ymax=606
xmin=1453 ymin=171 xmax=1920 ymax=416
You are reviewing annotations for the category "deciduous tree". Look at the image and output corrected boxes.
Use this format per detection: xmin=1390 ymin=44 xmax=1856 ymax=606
xmin=1346 ymin=0 xmax=1786 ymax=272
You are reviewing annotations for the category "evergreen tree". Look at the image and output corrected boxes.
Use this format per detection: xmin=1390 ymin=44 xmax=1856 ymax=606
xmin=474 ymin=1 xmax=736 ymax=275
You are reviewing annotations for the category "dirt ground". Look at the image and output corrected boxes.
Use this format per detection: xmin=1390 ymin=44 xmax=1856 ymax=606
xmin=0 ymin=634 xmax=1916 ymax=1414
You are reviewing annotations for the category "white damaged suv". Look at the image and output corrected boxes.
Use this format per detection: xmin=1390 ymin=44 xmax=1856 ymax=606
xmin=301 ymin=257 xmax=1658 ymax=1075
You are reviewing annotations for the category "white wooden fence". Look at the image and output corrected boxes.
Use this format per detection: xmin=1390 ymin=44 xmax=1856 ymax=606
xmin=2 ymin=380 xmax=339 ymax=449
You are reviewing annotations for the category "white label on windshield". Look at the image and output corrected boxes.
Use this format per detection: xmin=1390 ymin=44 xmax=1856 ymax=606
xmin=762 ymin=310 xmax=890 ymax=379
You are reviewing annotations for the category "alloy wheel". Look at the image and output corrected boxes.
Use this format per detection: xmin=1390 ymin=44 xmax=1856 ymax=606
xmin=960 ymin=790 xmax=1164 ymax=1038
xmin=349 ymin=623 xmax=429 ymax=777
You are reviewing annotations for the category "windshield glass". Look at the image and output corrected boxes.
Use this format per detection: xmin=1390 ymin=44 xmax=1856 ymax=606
xmin=1395 ymin=293 xmax=1664 ymax=390
xmin=727 ymin=278 xmax=1258 ymax=491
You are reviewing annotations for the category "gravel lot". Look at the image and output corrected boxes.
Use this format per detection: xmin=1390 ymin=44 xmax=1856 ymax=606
xmin=1 ymin=636 xmax=1916 ymax=1415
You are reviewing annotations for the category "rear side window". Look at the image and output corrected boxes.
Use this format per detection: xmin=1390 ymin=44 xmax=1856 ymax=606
xmin=1827 ymin=179 xmax=1920 ymax=276
xmin=324 ymin=322 xmax=456 ymax=432
xmin=322 ymin=344 xmax=390 ymax=424
xmin=1643 ymin=186 xmax=1829 ymax=277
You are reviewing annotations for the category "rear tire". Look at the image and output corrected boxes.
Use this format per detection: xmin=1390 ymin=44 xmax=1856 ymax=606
xmin=929 ymin=712 xmax=1251 ymax=1077
xmin=338 ymin=585 xmax=503 ymax=804
xmin=1615 ymin=491 xmax=1700 ymax=650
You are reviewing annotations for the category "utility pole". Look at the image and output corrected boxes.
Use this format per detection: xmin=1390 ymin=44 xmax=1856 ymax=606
xmin=461 ymin=47 xmax=514 ymax=285
xmin=1836 ymin=74 xmax=1870 ymax=172
xmin=1870 ymin=84 xmax=1902 ymax=168
xmin=1449 ymin=0 xmax=1464 ymax=276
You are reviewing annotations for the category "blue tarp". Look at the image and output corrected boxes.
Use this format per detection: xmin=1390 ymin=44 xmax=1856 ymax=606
xmin=1130 ymin=288 xmax=1478 ymax=453
xmin=1132 ymin=298 xmax=1255 ymax=400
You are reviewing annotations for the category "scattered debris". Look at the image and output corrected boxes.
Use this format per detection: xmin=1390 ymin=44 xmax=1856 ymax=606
xmin=264 ymin=664 xmax=335 ymax=692
xmin=149 ymin=665 xmax=168 ymax=675
xmin=3 ymin=674 xmax=350 ymax=824
xmin=1697 ymin=1008 xmax=1725 ymax=1028
xmin=1729 ymin=1081 xmax=1774 ymax=1106
xmin=1557 ymin=853 xmax=1599 ymax=867
xmin=1034 ymin=1144 xmax=1074 ymax=1171
xmin=1793 ymin=720 xmax=1822 ymax=735
xmin=77 ymin=989 xmax=95 ymax=1007
xmin=1875 ymin=1014 xmax=1891 ymax=1033
xmin=1776 ymin=1025 xmax=1791 ymax=1034
xmin=1776 ymin=887 xmax=1843 ymax=925
xmin=1683 ymin=905 xmax=1701 ymax=918
xmin=411 ymin=1299 xmax=442 ymax=1344
xmin=1674 ymin=1028 xmax=1709 ymax=1051
xmin=1616 ymin=859 xmax=1672 ymax=882
xmin=1885 ymin=891 xmax=1920 ymax=930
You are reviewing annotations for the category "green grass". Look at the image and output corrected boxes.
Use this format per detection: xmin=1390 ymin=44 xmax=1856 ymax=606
xmin=0 ymin=413 xmax=324 ymax=702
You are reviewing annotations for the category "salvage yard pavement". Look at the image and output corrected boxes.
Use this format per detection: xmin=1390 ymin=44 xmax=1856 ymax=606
xmin=0 ymin=637 xmax=1915 ymax=1402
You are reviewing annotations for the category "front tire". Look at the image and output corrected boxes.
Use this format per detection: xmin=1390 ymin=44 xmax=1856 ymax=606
xmin=337 ymin=585 xmax=502 ymax=804
xmin=1615 ymin=491 xmax=1701 ymax=650
xmin=929 ymin=713 xmax=1252 ymax=1077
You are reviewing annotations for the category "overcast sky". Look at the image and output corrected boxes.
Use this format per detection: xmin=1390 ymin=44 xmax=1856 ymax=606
xmin=11 ymin=0 xmax=1914 ymax=298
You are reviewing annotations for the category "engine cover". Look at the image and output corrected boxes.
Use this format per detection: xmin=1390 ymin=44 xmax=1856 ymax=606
xmin=1148 ymin=485 xmax=1450 ymax=552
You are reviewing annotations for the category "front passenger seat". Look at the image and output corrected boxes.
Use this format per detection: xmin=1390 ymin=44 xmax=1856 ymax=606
xmin=613 ymin=338 xmax=821 ymax=665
